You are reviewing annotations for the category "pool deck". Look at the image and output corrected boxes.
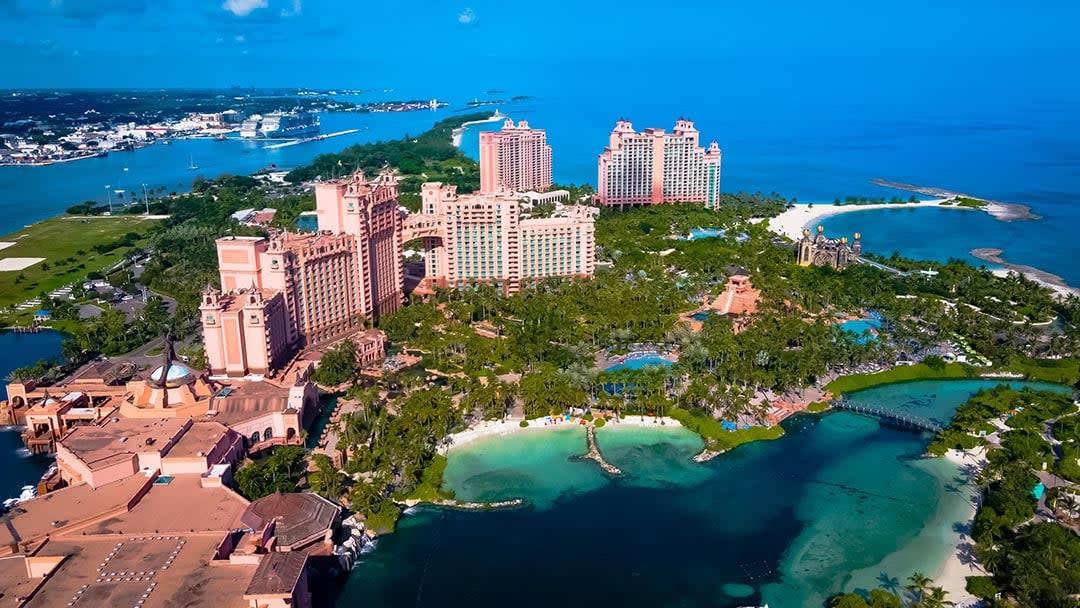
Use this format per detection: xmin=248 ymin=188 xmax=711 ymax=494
xmin=596 ymin=347 xmax=679 ymax=372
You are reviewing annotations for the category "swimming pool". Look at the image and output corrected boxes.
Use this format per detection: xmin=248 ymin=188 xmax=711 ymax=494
xmin=690 ymin=311 xmax=711 ymax=322
xmin=607 ymin=353 xmax=675 ymax=372
xmin=684 ymin=228 xmax=725 ymax=240
xmin=840 ymin=318 xmax=882 ymax=344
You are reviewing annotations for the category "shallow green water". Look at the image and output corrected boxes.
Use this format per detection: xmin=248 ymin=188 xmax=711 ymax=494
xmin=340 ymin=380 xmax=1071 ymax=608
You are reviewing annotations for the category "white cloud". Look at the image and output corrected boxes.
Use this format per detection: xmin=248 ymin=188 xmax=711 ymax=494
xmin=235 ymin=34 xmax=246 ymax=43
xmin=281 ymin=0 xmax=302 ymax=17
xmin=458 ymin=7 xmax=476 ymax=25
xmin=222 ymin=0 xmax=268 ymax=17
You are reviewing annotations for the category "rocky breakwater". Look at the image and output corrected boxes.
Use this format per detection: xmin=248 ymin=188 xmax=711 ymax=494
xmin=583 ymin=424 xmax=622 ymax=475
xmin=399 ymin=497 xmax=528 ymax=510
xmin=335 ymin=514 xmax=376 ymax=571
xmin=692 ymin=448 xmax=722 ymax=463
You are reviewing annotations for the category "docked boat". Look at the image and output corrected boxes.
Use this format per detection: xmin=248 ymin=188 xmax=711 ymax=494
xmin=259 ymin=111 xmax=320 ymax=138
xmin=239 ymin=115 xmax=262 ymax=138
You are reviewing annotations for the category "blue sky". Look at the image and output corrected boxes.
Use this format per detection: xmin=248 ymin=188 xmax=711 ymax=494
xmin=1 ymin=0 xmax=1078 ymax=90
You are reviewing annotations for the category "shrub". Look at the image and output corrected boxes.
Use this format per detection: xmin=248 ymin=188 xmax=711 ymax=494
xmin=582 ymin=413 xmax=594 ymax=422
xmin=519 ymin=420 xmax=529 ymax=428
xmin=924 ymin=355 xmax=946 ymax=370
xmin=594 ymin=418 xmax=606 ymax=428
xmin=966 ymin=575 xmax=998 ymax=599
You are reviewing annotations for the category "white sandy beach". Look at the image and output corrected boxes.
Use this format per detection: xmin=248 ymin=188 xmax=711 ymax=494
xmin=991 ymin=268 xmax=1080 ymax=299
xmin=769 ymin=201 xmax=1080 ymax=298
xmin=936 ymin=447 xmax=991 ymax=605
xmin=441 ymin=415 xmax=683 ymax=453
xmin=450 ymin=113 xmax=504 ymax=147
xmin=767 ymin=199 xmax=954 ymax=240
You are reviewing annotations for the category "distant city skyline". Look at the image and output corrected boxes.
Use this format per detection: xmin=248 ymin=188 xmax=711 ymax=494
xmin=1 ymin=0 xmax=1078 ymax=89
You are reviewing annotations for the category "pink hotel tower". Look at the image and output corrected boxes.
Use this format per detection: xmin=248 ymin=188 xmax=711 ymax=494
xmin=597 ymin=119 xmax=722 ymax=209
xmin=479 ymin=119 xmax=552 ymax=193
xmin=201 ymin=170 xmax=402 ymax=377
xmin=405 ymin=182 xmax=597 ymax=295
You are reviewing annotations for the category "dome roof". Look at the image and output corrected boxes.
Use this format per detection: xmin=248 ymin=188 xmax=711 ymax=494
xmin=150 ymin=363 xmax=195 ymax=388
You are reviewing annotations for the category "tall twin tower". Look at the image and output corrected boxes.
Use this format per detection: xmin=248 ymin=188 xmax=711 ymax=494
xmin=201 ymin=116 xmax=721 ymax=378
xmin=201 ymin=117 xmax=592 ymax=378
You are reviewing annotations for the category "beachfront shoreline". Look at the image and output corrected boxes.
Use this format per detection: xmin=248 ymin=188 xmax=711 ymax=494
xmin=441 ymin=415 xmax=683 ymax=453
xmin=936 ymin=447 xmax=990 ymax=605
xmin=973 ymin=248 xmax=1080 ymax=298
xmin=768 ymin=201 xmax=1080 ymax=298
xmin=767 ymin=199 xmax=957 ymax=240
xmin=450 ymin=112 xmax=504 ymax=147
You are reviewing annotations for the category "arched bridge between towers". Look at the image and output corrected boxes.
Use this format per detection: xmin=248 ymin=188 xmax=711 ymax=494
xmin=401 ymin=214 xmax=443 ymax=242
xmin=830 ymin=399 xmax=943 ymax=434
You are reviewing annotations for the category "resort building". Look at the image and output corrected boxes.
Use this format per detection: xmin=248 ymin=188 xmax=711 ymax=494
xmin=2 ymin=342 xmax=318 ymax=457
xmin=797 ymin=226 xmax=862 ymax=270
xmin=479 ymin=119 xmax=552 ymax=194
xmin=0 ymin=421 xmax=336 ymax=608
xmin=202 ymin=169 xmax=400 ymax=378
xmin=596 ymin=119 xmax=722 ymax=209
xmin=404 ymin=183 xmax=597 ymax=295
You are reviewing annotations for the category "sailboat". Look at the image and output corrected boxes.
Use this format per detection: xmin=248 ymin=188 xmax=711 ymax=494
xmin=188 ymin=155 xmax=199 ymax=171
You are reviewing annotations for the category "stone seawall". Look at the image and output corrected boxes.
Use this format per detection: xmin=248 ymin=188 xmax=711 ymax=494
xmin=583 ymin=424 xmax=622 ymax=475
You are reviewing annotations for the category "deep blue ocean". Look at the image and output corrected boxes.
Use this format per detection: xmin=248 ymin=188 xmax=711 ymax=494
xmin=2 ymin=60 xmax=1078 ymax=283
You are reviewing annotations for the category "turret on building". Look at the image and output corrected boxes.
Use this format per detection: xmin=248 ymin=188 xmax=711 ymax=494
xmin=797 ymin=226 xmax=862 ymax=269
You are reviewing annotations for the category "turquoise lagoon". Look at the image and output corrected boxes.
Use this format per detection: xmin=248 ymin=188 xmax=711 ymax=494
xmin=338 ymin=379 xmax=1071 ymax=607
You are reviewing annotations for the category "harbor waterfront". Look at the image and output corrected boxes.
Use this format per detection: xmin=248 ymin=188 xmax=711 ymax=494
xmin=337 ymin=379 xmax=1072 ymax=608
xmin=0 ymin=109 xmax=452 ymax=235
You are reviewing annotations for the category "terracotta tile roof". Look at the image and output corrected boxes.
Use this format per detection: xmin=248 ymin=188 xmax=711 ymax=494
xmin=243 ymin=551 xmax=307 ymax=597
xmin=240 ymin=492 xmax=339 ymax=548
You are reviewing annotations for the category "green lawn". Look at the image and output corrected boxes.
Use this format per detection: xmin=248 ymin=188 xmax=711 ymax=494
xmin=825 ymin=363 xmax=973 ymax=395
xmin=0 ymin=216 xmax=159 ymax=311
xmin=670 ymin=407 xmax=785 ymax=452
xmin=1005 ymin=356 xmax=1080 ymax=385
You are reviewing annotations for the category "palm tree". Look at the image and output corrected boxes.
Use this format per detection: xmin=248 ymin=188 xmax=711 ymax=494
xmin=906 ymin=572 xmax=931 ymax=604
xmin=920 ymin=586 xmax=953 ymax=608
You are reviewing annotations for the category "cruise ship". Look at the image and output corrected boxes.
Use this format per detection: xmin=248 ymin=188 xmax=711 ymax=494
xmin=238 ymin=112 xmax=320 ymax=139
xmin=239 ymin=114 xmax=262 ymax=138
xmin=258 ymin=111 xmax=320 ymax=138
